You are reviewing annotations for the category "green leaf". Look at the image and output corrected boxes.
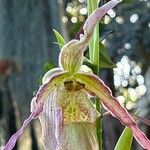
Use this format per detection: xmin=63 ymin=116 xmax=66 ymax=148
xmin=83 ymin=56 xmax=116 ymax=70
xmin=84 ymin=43 xmax=116 ymax=69
xmin=99 ymin=60 xmax=116 ymax=68
xmin=114 ymin=127 xmax=133 ymax=150
xmin=53 ymin=29 xmax=66 ymax=49
xmin=43 ymin=63 xmax=55 ymax=73
xmin=99 ymin=42 xmax=116 ymax=68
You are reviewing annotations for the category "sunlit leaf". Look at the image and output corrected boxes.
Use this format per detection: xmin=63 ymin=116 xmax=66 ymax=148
xmin=114 ymin=127 xmax=133 ymax=150
xmin=53 ymin=29 xmax=66 ymax=49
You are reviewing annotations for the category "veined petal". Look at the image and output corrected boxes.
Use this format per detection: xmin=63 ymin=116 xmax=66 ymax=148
xmin=42 ymin=68 xmax=63 ymax=84
xmin=59 ymin=39 xmax=87 ymax=73
xmin=31 ymin=91 xmax=62 ymax=150
xmin=59 ymin=0 xmax=121 ymax=73
xmin=36 ymin=71 xmax=70 ymax=106
xmin=58 ymin=123 xmax=99 ymax=150
xmin=36 ymin=81 xmax=99 ymax=150
xmin=55 ymin=85 xmax=99 ymax=150
xmin=83 ymin=0 xmax=122 ymax=36
xmin=74 ymin=73 xmax=150 ymax=149
xmin=4 ymin=71 xmax=70 ymax=150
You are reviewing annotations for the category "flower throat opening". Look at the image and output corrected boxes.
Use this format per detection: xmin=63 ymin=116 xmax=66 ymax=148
xmin=64 ymin=81 xmax=85 ymax=91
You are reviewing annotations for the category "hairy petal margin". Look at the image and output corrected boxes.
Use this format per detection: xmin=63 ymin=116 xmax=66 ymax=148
xmin=75 ymin=73 xmax=150 ymax=149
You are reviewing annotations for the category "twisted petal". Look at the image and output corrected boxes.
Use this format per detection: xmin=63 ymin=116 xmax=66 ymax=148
xmin=4 ymin=112 xmax=40 ymax=150
xmin=59 ymin=0 xmax=121 ymax=73
xmin=59 ymin=39 xmax=88 ymax=73
xmin=75 ymin=73 xmax=150 ymax=149
xmin=83 ymin=0 xmax=122 ymax=36
xmin=4 ymin=70 xmax=70 ymax=150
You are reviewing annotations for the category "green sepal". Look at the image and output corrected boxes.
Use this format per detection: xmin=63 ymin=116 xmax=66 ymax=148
xmin=114 ymin=127 xmax=133 ymax=150
xmin=53 ymin=29 xmax=66 ymax=49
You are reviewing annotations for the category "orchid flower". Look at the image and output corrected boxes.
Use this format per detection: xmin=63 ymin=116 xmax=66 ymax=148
xmin=4 ymin=0 xmax=150 ymax=150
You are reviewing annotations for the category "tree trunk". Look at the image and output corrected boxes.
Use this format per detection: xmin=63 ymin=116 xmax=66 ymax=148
xmin=0 ymin=0 xmax=61 ymax=119
xmin=0 ymin=0 xmax=62 ymax=149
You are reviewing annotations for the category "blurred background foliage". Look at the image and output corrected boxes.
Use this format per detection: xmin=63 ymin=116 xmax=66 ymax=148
xmin=0 ymin=0 xmax=149 ymax=149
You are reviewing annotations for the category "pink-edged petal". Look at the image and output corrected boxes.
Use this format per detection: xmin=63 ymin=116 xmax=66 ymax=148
xmin=36 ymin=71 xmax=70 ymax=106
xmin=74 ymin=73 xmax=150 ymax=149
xmin=55 ymin=108 xmax=63 ymax=143
xmin=42 ymin=68 xmax=63 ymax=84
xmin=31 ymin=91 xmax=63 ymax=150
xmin=83 ymin=0 xmax=122 ymax=36
xmin=59 ymin=39 xmax=88 ymax=73
xmin=37 ymin=82 xmax=99 ymax=150
xmin=4 ymin=71 xmax=70 ymax=150
xmin=59 ymin=0 xmax=121 ymax=73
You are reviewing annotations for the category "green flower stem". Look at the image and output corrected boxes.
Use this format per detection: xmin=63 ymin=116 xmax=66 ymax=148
xmin=87 ymin=0 xmax=94 ymax=60
xmin=87 ymin=0 xmax=102 ymax=149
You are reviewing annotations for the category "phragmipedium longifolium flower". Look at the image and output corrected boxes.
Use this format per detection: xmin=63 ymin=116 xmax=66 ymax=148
xmin=4 ymin=0 xmax=150 ymax=150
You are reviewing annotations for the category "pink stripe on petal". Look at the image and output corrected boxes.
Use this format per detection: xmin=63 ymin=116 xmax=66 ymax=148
xmin=75 ymin=73 xmax=150 ymax=149
xmin=55 ymin=108 xmax=63 ymax=142
xmin=37 ymin=88 xmax=64 ymax=150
